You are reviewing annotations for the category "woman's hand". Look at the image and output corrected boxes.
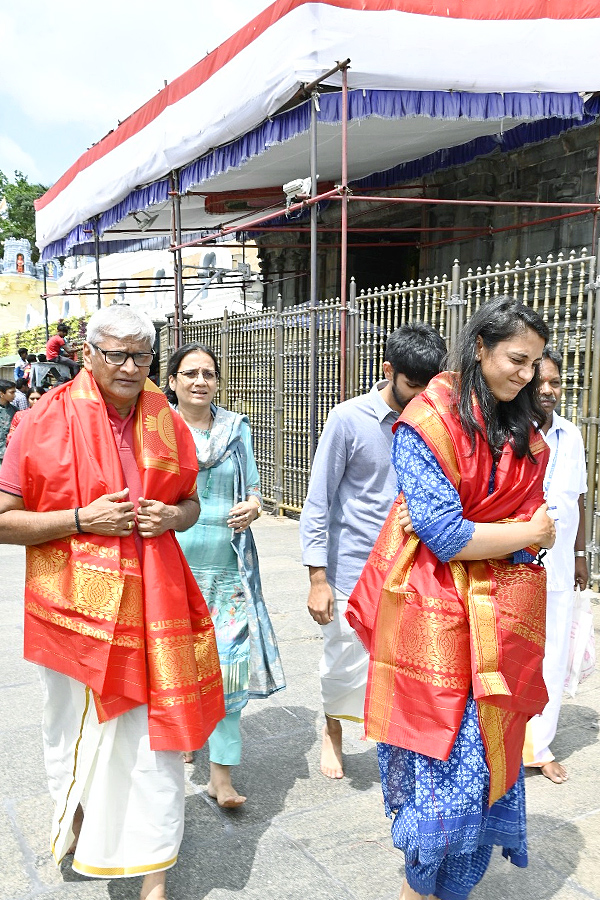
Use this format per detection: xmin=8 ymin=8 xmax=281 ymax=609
xmin=530 ymin=502 xmax=556 ymax=549
xmin=227 ymin=500 xmax=259 ymax=533
xmin=398 ymin=497 xmax=414 ymax=534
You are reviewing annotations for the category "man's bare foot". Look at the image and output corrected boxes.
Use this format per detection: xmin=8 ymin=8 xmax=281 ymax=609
xmin=67 ymin=804 xmax=83 ymax=855
xmin=320 ymin=716 xmax=343 ymax=779
xmin=182 ymin=751 xmax=194 ymax=764
xmin=541 ymin=760 xmax=568 ymax=783
xmin=140 ymin=871 xmax=166 ymax=900
xmin=207 ymin=761 xmax=246 ymax=808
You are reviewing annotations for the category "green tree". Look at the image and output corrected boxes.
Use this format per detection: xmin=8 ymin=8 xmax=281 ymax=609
xmin=0 ymin=170 xmax=49 ymax=264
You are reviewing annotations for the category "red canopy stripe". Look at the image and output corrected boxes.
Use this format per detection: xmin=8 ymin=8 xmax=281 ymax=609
xmin=35 ymin=0 xmax=600 ymax=213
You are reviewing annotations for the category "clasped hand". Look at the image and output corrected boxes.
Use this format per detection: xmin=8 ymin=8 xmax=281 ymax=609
xmin=78 ymin=489 xmax=174 ymax=539
xmin=397 ymin=497 xmax=557 ymax=551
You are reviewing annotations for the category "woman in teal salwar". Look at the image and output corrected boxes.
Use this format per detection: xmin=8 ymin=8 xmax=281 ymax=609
xmin=166 ymin=343 xmax=285 ymax=807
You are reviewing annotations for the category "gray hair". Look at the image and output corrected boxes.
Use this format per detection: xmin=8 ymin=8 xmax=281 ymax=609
xmin=86 ymin=306 xmax=155 ymax=346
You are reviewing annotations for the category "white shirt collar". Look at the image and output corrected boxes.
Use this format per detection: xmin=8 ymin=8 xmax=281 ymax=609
xmin=545 ymin=410 xmax=568 ymax=439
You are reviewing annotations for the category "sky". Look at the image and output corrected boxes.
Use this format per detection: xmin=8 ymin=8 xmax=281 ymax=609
xmin=0 ymin=0 xmax=274 ymax=188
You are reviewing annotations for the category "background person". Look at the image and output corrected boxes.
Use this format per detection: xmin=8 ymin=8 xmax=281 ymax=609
xmin=12 ymin=377 xmax=29 ymax=410
xmin=299 ymin=324 xmax=446 ymax=779
xmin=14 ymin=347 xmax=29 ymax=381
xmin=26 ymin=353 xmax=38 ymax=376
xmin=0 ymin=379 xmax=16 ymax=465
xmin=348 ymin=297 xmax=556 ymax=900
xmin=46 ymin=322 xmax=80 ymax=376
xmin=6 ymin=387 xmax=46 ymax=447
xmin=166 ymin=342 xmax=285 ymax=808
xmin=523 ymin=346 xmax=588 ymax=783
xmin=0 ymin=307 xmax=224 ymax=900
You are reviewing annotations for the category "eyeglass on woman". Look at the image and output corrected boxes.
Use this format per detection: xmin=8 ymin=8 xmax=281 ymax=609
xmin=176 ymin=368 xmax=217 ymax=381
xmin=91 ymin=343 xmax=155 ymax=367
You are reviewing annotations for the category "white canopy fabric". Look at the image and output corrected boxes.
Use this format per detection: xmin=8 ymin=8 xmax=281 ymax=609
xmin=35 ymin=0 xmax=600 ymax=258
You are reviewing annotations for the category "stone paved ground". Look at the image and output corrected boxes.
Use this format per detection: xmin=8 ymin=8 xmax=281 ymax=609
xmin=1 ymin=516 xmax=599 ymax=900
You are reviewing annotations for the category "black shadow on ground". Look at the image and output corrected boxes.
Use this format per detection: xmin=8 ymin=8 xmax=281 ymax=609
xmin=471 ymin=814 xmax=581 ymax=900
xmin=102 ymin=705 xmax=317 ymax=900
xmin=551 ymin=702 xmax=599 ymax=759
xmin=341 ymin=737 xmax=381 ymax=793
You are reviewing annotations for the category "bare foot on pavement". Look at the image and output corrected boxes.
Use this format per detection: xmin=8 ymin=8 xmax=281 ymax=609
xmin=541 ymin=760 xmax=568 ymax=783
xmin=320 ymin=717 xmax=343 ymax=779
xmin=207 ymin=761 xmax=247 ymax=808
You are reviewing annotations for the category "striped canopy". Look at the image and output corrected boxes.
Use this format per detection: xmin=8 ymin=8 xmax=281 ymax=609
xmin=35 ymin=0 xmax=600 ymax=259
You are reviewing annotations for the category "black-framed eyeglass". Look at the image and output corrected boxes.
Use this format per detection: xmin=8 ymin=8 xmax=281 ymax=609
xmin=91 ymin=343 xmax=155 ymax=367
xmin=176 ymin=368 xmax=217 ymax=381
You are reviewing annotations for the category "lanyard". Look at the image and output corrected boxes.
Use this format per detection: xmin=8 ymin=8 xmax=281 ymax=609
xmin=543 ymin=429 xmax=560 ymax=498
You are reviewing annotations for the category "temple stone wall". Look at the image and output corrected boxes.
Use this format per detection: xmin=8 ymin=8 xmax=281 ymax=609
xmin=257 ymin=120 xmax=600 ymax=304
xmin=424 ymin=121 xmax=600 ymax=278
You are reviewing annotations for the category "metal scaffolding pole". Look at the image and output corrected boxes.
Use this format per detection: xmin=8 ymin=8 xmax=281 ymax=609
xmin=221 ymin=307 xmax=230 ymax=409
xmin=94 ymin=219 xmax=102 ymax=310
xmin=274 ymin=291 xmax=285 ymax=514
xmin=169 ymin=175 xmax=180 ymax=349
xmin=309 ymin=90 xmax=319 ymax=462
xmin=173 ymin=171 xmax=185 ymax=348
xmin=170 ymin=194 xmax=599 ymax=257
xmin=339 ymin=63 xmax=349 ymax=403
xmin=41 ymin=265 xmax=49 ymax=341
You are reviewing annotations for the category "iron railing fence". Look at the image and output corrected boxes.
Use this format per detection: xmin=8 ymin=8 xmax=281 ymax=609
xmin=160 ymin=245 xmax=600 ymax=583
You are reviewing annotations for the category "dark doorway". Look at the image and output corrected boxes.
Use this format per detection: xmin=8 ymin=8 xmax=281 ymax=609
xmin=348 ymin=240 xmax=420 ymax=293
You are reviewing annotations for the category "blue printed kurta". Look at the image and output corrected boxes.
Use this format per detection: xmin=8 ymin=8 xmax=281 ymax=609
xmin=378 ymin=423 xmax=528 ymax=900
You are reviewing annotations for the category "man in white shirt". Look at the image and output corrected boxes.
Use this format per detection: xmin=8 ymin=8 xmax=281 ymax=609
xmin=299 ymin=324 xmax=446 ymax=779
xmin=523 ymin=347 xmax=588 ymax=783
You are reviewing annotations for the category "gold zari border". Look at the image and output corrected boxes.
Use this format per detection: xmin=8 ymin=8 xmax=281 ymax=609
xmin=72 ymin=855 xmax=177 ymax=877
xmin=478 ymin=701 xmax=508 ymax=805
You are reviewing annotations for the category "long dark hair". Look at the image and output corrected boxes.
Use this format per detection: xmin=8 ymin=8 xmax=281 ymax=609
xmin=448 ymin=295 xmax=548 ymax=460
xmin=164 ymin=343 xmax=220 ymax=406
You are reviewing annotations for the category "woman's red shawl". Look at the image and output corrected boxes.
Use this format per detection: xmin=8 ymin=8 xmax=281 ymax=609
xmin=346 ymin=373 xmax=549 ymax=804
xmin=19 ymin=369 xmax=225 ymax=751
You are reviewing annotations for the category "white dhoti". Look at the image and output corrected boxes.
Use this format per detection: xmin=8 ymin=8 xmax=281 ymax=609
xmin=523 ymin=589 xmax=573 ymax=767
xmin=320 ymin=590 xmax=369 ymax=722
xmin=40 ymin=668 xmax=185 ymax=878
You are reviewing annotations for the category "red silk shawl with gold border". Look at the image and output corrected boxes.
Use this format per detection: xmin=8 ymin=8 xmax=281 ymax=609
xmin=19 ymin=369 xmax=225 ymax=751
xmin=346 ymin=372 xmax=549 ymax=804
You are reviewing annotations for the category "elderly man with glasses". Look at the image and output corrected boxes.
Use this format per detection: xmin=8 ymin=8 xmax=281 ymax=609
xmin=0 ymin=306 xmax=224 ymax=900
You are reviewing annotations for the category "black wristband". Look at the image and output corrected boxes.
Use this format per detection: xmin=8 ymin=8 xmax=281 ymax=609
xmin=74 ymin=507 xmax=84 ymax=534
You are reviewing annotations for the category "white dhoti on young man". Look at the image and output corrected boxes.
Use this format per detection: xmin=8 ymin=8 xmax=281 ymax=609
xmin=320 ymin=591 xmax=369 ymax=722
xmin=523 ymin=411 xmax=587 ymax=768
xmin=299 ymin=384 xmax=400 ymax=724
xmin=40 ymin=668 xmax=185 ymax=878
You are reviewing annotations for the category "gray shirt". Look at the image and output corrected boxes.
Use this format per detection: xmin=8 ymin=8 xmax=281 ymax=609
xmin=299 ymin=382 xmax=399 ymax=595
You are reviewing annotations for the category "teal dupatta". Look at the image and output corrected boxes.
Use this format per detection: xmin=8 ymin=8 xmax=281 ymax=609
xmin=179 ymin=403 xmax=285 ymax=700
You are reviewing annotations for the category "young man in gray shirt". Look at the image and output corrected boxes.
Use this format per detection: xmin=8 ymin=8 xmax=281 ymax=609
xmin=299 ymin=324 xmax=446 ymax=778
